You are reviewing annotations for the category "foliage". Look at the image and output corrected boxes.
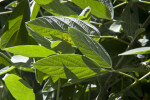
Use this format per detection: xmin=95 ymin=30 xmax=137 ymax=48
xmin=1 ymin=0 xmax=150 ymax=100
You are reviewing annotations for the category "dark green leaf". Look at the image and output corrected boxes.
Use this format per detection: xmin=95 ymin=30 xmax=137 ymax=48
xmin=0 ymin=0 xmax=30 ymax=49
xmin=0 ymin=52 xmax=12 ymax=66
xmin=121 ymin=3 xmax=139 ymax=37
xmin=35 ymin=0 xmax=78 ymax=17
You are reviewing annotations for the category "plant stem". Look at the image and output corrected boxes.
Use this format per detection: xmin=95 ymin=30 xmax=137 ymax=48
xmin=0 ymin=11 xmax=12 ymax=15
xmin=90 ymin=35 xmax=129 ymax=45
xmin=114 ymin=2 xmax=128 ymax=9
xmin=111 ymin=71 xmax=150 ymax=99
xmin=139 ymin=72 xmax=150 ymax=81
xmin=56 ymin=79 xmax=61 ymax=100
xmin=111 ymin=70 xmax=137 ymax=80
xmin=138 ymin=1 xmax=150 ymax=4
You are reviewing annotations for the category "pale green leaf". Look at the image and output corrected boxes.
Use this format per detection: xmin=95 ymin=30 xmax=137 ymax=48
xmin=69 ymin=27 xmax=112 ymax=68
xmin=4 ymin=45 xmax=56 ymax=57
xmin=33 ymin=54 xmax=101 ymax=82
xmin=4 ymin=74 xmax=35 ymax=100
xmin=30 ymin=1 xmax=40 ymax=20
xmin=119 ymin=47 xmax=150 ymax=55
xmin=0 ymin=66 xmax=15 ymax=76
xmin=72 ymin=0 xmax=112 ymax=19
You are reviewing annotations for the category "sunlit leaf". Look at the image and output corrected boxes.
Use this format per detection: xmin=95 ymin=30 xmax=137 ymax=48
xmin=4 ymin=74 xmax=35 ymax=100
xmin=33 ymin=54 xmax=101 ymax=82
xmin=69 ymin=28 xmax=112 ymax=68
xmin=4 ymin=45 xmax=56 ymax=57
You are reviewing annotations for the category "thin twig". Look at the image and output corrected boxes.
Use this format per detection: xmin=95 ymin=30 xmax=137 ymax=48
xmin=113 ymin=2 xmax=128 ymax=9
xmin=0 ymin=11 xmax=12 ymax=15
xmin=89 ymin=35 xmax=130 ymax=45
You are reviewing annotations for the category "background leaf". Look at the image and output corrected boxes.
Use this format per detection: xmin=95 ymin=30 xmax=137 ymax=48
xmin=34 ymin=0 xmax=78 ymax=17
xmin=69 ymin=27 xmax=112 ymax=68
xmin=4 ymin=45 xmax=56 ymax=57
xmin=121 ymin=3 xmax=139 ymax=37
xmin=0 ymin=0 xmax=30 ymax=49
xmin=4 ymin=74 xmax=35 ymax=100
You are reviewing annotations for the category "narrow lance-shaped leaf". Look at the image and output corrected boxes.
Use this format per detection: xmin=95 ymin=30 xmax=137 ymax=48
xmin=30 ymin=1 xmax=40 ymax=20
xmin=4 ymin=45 xmax=56 ymax=57
xmin=33 ymin=54 xmax=101 ymax=82
xmin=69 ymin=27 xmax=112 ymax=68
xmin=119 ymin=47 xmax=150 ymax=55
xmin=3 ymin=74 xmax=35 ymax=100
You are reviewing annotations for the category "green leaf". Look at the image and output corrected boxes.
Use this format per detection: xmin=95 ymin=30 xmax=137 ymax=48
xmin=51 ymin=41 xmax=74 ymax=54
xmin=0 ymin=52 xmax=12 ymax=66
xmin=0 ymin=66 xmax=15 ymax=76
xmin=4 ymin=45 xmax=56 ymax=57
xmin=34 ymin=0 xmax=52 ymax=5
xmin=69 ymin=27 xmax=112 ymax=68
xmin=26 ymin=26 xmax=51 ymax=48
xmin=33 ymin=54 xmax=101 ymax=82
xmin=35 ymin=0 xmax=78 ymax=17
xmin=30 ymin=1 xmax=40 ymax=20
xmin=3 ymin=74 xmax=35 ymax=100
xmin=72 ymin=0 xmax=112 ymax=19
xmin=26 ymin=16 xmax=100 ymax=41
xmin=119 ymin=47 xmax=150 ymax=55
xmin=78 ymin=6 xmax=91 ymax=23
xmin=0 ymin=0 xmax=30 ymax=49
xmin=36 ymin=70 xmax=49 ymax=85
xmin=99 ymin=0 xmax=114 ymax=18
